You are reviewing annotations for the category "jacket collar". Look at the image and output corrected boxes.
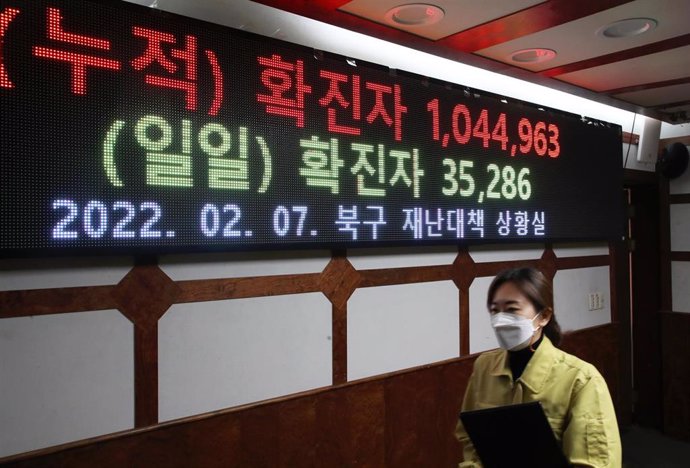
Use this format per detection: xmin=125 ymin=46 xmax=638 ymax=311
xmin=488 ymin=336 xmax=557 ymax=393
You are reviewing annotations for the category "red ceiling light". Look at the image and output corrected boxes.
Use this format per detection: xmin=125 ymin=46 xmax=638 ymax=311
xmin=509 ymin=48 xmax=557 ymax=64
xmin=383 ymin=4 xmax=445 ymax=27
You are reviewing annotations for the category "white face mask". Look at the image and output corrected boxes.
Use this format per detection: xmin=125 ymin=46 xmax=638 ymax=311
xmin=491 ymin=312 xmax=541 ymax=351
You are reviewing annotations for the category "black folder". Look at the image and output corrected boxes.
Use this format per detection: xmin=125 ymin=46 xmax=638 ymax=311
xmin=459 ymin=401 xmax=570 ymax=468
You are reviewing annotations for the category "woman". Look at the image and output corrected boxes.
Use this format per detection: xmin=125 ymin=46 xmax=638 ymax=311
xmin=455 ymin=267 xmax=621 ymax=467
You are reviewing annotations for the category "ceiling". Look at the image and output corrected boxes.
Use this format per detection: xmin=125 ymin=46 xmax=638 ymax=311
xmin=250 ymin=0 xmax=690 ymax=125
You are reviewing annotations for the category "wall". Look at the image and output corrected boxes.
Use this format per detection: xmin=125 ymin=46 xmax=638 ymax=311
xmin=623 ymin=141 xmax=656 ymax=172
xmin=0 ymin=329 xmax=621 ymax=468
xmin=0 ymin=0 xmax=635 ymax=462
xmin=0 ymin=241 xmax=619 ymax=462
xmin=661 ymin=140 xmax=690 ymax=440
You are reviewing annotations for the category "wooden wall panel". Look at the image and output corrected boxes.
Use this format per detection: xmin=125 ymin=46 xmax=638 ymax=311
xmin=560 ymin=324 xmax=621 ymax=413
xmin=384 ymin=362 xmax=467 ymax=468
xmin=0 ymin=357 xmax=478 ymax=468
xmin=0 ymin=323 xmax=622 ymax=467
xmin=0 ymin=286 xmax=116 ymax=318
xmin=658 ymin=136 xmax=690 ymax=441
xmin=661 ymin=312 xmax=690 ymax=441
xmin=0 ymin=242 xmax=629 ymax=465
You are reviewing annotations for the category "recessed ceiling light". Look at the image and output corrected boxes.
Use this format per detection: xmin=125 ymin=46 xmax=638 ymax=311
xmin=598 ymin=18 xmax=657 ymax=38
xmin=384 ymin=4 xmax=445 ymax=27
xmin=509 ymin=48 xmax=557 ymax=64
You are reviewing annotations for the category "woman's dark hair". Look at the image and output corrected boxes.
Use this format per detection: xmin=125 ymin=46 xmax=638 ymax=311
xmin=487 ymin=267 xmax=562 ymax=347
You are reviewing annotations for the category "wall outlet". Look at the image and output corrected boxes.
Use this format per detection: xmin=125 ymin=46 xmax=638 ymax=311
xmin=587 ymin=292 xmax=604 ymax=310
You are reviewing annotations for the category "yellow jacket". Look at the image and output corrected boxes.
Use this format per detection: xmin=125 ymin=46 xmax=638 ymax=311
xmin=455 ymin=336 xmax=621 ymax=468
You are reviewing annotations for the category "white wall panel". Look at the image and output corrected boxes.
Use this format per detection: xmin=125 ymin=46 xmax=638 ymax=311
xmin=470 ymin=266 xmax=612 ymax=354
xmin=469 ymin=244 xmax=544 ymax=263
xmin=348 ymin=246 xmax=457 ymax=270
xmin=672 ymin=261 xmax=690 ymax=313
xmin=160 ymin=250 xmax=331 ymax=281
xmin=159 ymin=293 xmax=332 ymax=421
xmin=670 ymin=204 xmax=690 ymax=252
xmin=0 ymin=311 xmax=134 ymax=457
xmin=469 ymin=276 xmax=498 ymax=354
xmin=348 ymin=281 xmax=458 ymax=380
xmin=554 ymin=267 xmax=611 ymax=331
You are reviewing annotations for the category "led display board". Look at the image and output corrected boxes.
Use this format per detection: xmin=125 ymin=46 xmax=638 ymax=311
xmin=0 ymin=0 xmax=623 ymax=257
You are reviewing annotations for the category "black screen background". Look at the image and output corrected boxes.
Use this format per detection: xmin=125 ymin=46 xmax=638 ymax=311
xmin=0 ymin=0 xmax=624 ymax=257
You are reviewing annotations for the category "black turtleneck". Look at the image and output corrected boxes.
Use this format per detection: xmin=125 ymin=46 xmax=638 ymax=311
xmin=508 ymin=333 xmax=544 ymax=381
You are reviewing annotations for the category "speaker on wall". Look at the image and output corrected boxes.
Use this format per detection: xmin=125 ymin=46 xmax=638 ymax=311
xmin=636 ymin=117 xmax=662 ymax=163
xmin=658 ymin=142 xmax=689 ymax=179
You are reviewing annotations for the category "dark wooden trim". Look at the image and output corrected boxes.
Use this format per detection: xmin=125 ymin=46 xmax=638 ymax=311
xmin=0 ymin=286 xmax=117 ymax=318
xmin=670 ymin=193 xmax=690 ymax=204
xmin=624 ymin=169 xmax=656 ymax=186
xmin=606 ymin=76 xmax=690 ymax=96
xmin=540 ymin=33 xmax=690 ymax=78
xmin=473 ymin=259 xmax=541 ymax=278
xmin=176 ymin=273 xmax=322 ymax=302
xmin=661 ymin=136 xmax=690 ymax=146
xmin=452 ymin=248 xmax=473 ymax=356
xmin=627 ymin=184 xmax=664 ymax=427
xmin=555 ymin=255 xmax=610 ymax=270
xmin=358 ymin=264 xmax=452 ymax=287
xmin=459 ymin=289 xmax=470 ymax=357
xmin=0 ymin=252 xmax=617 ymax=320
xmin=661 ymin=311 xmax=690 ymax=441
xmin=659 ymin=175 xmax=672 ymax=311
xmin=622 ymin=131 xmax=639 ymax=145
xmin=111 ymin=263 xmax=176 ymax=428
xmin=134 ymin=324 xmax=158 ymax=427
xmin=320 ymin=254 xmax=361 ymax=310
xmin=253 ymin=0 xmax=355 ymax=16
xmin=332 ymin=304 xmax=347 ymax=385
xmin=540 ymin=245 xmax=557 ymax=280
xmin=565 ymin=321 xmax=618 ymax=336
xmin=671 ymin=251 xmax=690 ymax=261
xmin=653 ymin=98 xmax=690 ymax=110
xmin=440 ymin=0 xmax=632 ymax=52
xmin=608 ymin=245 xmax=618 ymax=323
xmin=610 ymin=239 xmax=632 ymax=424
xmin=451 ymin=248 xmax=475 ymax=291
xmin=660 ymin=310 xmax=690 ymax=316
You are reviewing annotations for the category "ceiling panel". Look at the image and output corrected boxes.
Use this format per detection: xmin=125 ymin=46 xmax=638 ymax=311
xmin=475 ymin=0 xmax=690 ymax=72
xmin=615 ymin=82 xmax=690 ymax=107
xmin=142 ymin=0 xmax=690 ymax=124
xmin=663 ymin=103 xmax=690 ymax=114
xmin=557 ymin=44 xmax=690 ymax=92
xmin=338 ymin=0 xmax=544 ymax=41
